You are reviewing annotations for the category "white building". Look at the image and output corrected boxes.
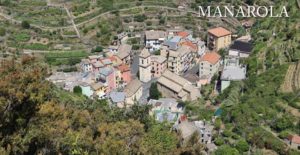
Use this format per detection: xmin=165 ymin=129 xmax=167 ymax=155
xmin=145 ymin=30 xmax=166 ymax=52
xmin=81 ymin=59 xmax=93 ymax=72
xmin=139 ymin=48 xmax=152 ymax=83
xmin=221 ymin=57 xmax=246 ymax=91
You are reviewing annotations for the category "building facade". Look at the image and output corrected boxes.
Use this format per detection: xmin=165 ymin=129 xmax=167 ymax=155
xmin=139 ymin=48 xmax=152 ymax=83
xmin=207 ymin=27 xmax=232 ymax=51
xmin=166 ymin=46 xmax=193 ymax=75
xmin=145 ymin=30 xmax=166 ymax=52
xmin=199 ymin=52 xmax=221 ymax=79
xmin=150 ymin=55 xmax=167 ymax=78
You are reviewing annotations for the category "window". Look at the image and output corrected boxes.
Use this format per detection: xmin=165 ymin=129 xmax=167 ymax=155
xmin=210 ymin=65 xmax=212 ymax=67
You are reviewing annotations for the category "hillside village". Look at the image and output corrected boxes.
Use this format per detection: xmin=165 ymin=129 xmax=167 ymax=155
xmin=0 ymin=0 xmax=299 ymax=154
xmin=46 ymin=25 xmax=258 ymax=152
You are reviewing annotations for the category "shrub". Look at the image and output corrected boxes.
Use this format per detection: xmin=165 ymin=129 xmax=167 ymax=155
xmin=21 ymin=21 xmax=30 ymax=29
xmin=215 ymin=137 xmax=225 ymax=146
xmin=73 ymin=86 xmax=82 ymax=94
xmin=92 ymin=46 xmax=103 ymax=53
xmin=235 ymin=140 xmax=249 ymax=153
xmin=0 ymin=27 xmax=6 ymax=36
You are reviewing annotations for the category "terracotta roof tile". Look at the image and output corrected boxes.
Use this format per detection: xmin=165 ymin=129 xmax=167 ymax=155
xmin=109 ymin=56 xmax=118 ymax=62
xmin=181 ymin=41 xmax=198 ymax=51
xmin=177 ymin=31 xmax=190 ymax=38
xmin=117 ymin=64 xmax=130 ymax=72
xmin=288 ymin=135 xmax=300 ymax=144
xmin=208 ymin=27 xmax=231 ymax=37
xmin=200 ymin=52 xmax=221 ymax=64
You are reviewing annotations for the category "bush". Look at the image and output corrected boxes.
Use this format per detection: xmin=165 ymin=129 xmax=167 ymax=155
xmin=215 ymin=145 xmax=239 ymax=155
xmin=222 ymin=129 xmax=232 ymax=137
xmin=148 ymin=82 xmax=162 ymax=100
xmin=272 ymin=115 xmax=294 ymax=132
xmin=153 ymin=50 xmax=160 ymax=55
xmin=215 ymin=137 xmax=225 ymax=146
xmin=21 ymin=21 xmax=30 ymax=29
xmin=235 ymin=140 xmax=249 ymax=153
xmin=92 ymin=46 xmax=103 ymax=53
xmin=73 ymin=86 xmax=82 ymax=94
xmin=134 ymin=14 xmax=147 ymax=22
xmin=278 ymin=130 xmax=290 ymax=139
xmin=0 ymin=27 xmax=6 ymax=36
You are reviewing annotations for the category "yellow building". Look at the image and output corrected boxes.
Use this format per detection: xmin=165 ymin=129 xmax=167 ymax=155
xmin=207 ymin=27 xmax=232 ymax=51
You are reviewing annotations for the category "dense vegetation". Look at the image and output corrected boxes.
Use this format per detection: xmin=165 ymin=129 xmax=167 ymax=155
xmin=215 ymin=0 xmax=300 ymax=154
xmin=0 ymin=57 xmax=205 ymax=154
xmin=0 ymin=0 xmax=299 ymax=154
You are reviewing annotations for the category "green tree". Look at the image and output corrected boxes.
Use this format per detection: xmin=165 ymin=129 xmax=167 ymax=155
xmin=148 ymin=82 xmax=162 ymax=100
xmin=272 ymin=116 xmax=294 ymax=132
xmin=235 ymin=140 xmax=249 ymax=153
xmin=214 ymin=145 xmax=239 ymax=155
xmin=21 ymin=21 xmax=30 ymax=29
xmin=134 ymin=14 xmax=147 ymax=22
xmin=140 ymin=123 xmax=178 ymax=154
xmin=73 ymin=86 xmax=82 ymax=95
xmin=92 ymin=46 xmax=103 ymax=53
xmin=0 ymin=27 xmax=6 ymax=36
xmin=214 ymin=137 xmax=225 ymax=146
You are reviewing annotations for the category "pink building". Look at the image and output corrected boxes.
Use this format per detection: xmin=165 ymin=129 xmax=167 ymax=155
xmin=150 ymin=55 xmax=167 ymax=78
xmin=96 ymin=67 xmax=116 ymax=93
xmin=117 ymin=64 xmax=132 ymax=85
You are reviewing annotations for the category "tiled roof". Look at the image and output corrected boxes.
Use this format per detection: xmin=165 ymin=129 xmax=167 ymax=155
xmin=145 ymin=30 xmax=166 ymax=40
xmin=124 ymin=79 xmax=142 ymax=97
xmin=99 ymin=67 xmax=113 ymax=76
xmin=88 ymin=55 xmax=101 ymax=60
xmin=93 ymin=61 xmax=104 ymax=68
xmin=288 ymin=135 xmax=300 ymax=144
xmin=208 ymin=27 xmax=231 ymax=37
xmin=101 ymin=59 xmax=112 ymax=65
xmin=181 ymin=41 xmax=198 ymax=51
xmin=109 ymin=91 xmax=126 ymax=103
xmin=91 ymin=82 xmax=104 ymax=90
xmin=109 ymin=56 xmax=118 ymax=62
xmin=117 ymin=44 xmax=132 ymax=59
xmin=140 ymin=48 xmax=151 ymax=58
xmin=81 ymin=59 xmax=90 ymax=64
xmin=177 ymin=31 xmax=190 ymax=38
xmin=200 ymin=52 xmax=221 ymax=64
xmin=117 ymin=64 xmax=130 ymax=72
xmin=150 ymin=55 xmax=166 ymax=64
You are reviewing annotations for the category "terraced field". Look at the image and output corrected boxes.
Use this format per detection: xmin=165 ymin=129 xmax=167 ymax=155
xmin=294 ymin=61 xmax=300 ymax=91
xmin=281 ymin=61 xmax=300 ymax=93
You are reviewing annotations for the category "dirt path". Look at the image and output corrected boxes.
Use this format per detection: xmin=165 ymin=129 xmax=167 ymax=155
xmin=64 ymin=5 xmax=80 ymax=38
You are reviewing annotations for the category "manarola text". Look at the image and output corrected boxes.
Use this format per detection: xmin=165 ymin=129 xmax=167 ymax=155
xmin=199 ymin=6 xmax=289 ymax=17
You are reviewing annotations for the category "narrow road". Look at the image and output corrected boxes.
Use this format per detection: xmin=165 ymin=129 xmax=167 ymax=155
xmin=64 ymin=5 xmax=81 ymax=38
